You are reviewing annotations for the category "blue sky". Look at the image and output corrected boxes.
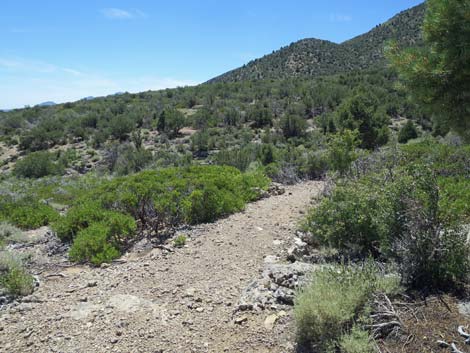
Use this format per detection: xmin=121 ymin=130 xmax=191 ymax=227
xmin=1 ymin=0 xmax=424 ymax=109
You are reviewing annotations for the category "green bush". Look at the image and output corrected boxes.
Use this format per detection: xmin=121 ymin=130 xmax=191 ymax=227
xmin=53 ymin=201 xmax=136 ymax=243
xmin=0 ymin=222 xmax=25 ymax=245
xmin=398 ymin=120 xmax=418 ymax=143
xmin=339 ymin=326 xmax=375 ymax=353
xmin=302 ymin=178 xmax=399 ymax=257
xmin=335 ymin=91 xmax=390 ymax=149
xmin=96 ymin=166 xmax=269 ymax=233
xmin=326 ymin=130 xmax=360 ymax=175
xmin=280 ymin=114 xmax=307 ymax=138
xmin=0 ymin=252 xmax=34 ymax=297
xmin=438 ymin=177 xmax=470 ymax=223
xmin=304 ymin=157 xmax=470 ymax=292
xmin=173 ymin=234 xmax=187 ymax=247
xmin=54 ymin=165 xmax=266 ymax=264
xmin=294 ymin=263 xmax=399 ymax=351
xmin=0 ymin=200 xmax=59 ymax=230
xmin=69 ymin=223 xmax=121 ymax=265
xmin=13 ymin=151 xmax=63 ymax=178
xmin=53 ymin=201 xmax=106 ymax=241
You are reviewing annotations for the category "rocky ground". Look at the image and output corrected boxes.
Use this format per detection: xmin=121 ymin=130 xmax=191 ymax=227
xmin=0 ymin=180 xmax=324 ymax=353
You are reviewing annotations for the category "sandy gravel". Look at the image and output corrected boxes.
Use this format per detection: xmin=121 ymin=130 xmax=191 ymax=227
xmin=0 ymin=180 xmax=323 ymax=353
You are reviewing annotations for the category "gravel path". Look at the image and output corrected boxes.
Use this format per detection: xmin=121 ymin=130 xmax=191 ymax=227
xmin=0 ymin=181 xmax=323 ymax=353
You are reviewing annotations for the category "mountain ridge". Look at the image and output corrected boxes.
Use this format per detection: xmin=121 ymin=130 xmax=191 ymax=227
xmin=208 ymin=3 xmax=425 ymax=83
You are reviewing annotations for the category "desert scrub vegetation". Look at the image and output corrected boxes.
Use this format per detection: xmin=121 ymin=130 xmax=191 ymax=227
xmin=294 ymin=263 xmax=400 ymax=352
xmin=0 ymin=197 xmax=58 ymax=230
xmin=173 ymin=234 xmax=187 ymax=248
xmin=50 ymin=165 xmax=269 ymax=265
xmin=296 ymin=137 xmax=470 ymax=349
xmin=302 ymin=142 xmax=470 ymax=291
xmin=0 ymin=222 xmax=28 ymax=247
xmin=0 ymin=251 xmax=34 ymax=298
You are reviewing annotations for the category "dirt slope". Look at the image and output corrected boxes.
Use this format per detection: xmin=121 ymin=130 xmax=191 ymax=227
xmin=0 ymin=181 xmax=323 ymax=353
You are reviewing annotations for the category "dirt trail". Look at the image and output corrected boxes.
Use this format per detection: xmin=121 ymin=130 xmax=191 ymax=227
xmin=0 ymin=181 xmax=323 ymax=353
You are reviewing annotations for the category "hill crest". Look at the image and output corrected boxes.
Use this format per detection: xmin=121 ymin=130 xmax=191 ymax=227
xmin=209 ymin=3 xmax=425 ymax=83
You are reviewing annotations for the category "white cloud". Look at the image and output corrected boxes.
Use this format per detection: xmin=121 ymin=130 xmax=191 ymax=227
xmin=0 ymin=58 xmax=21 ymax=69
xmin=62 ymin=68 xmax=83 ymax=76
xmin=101 ymin=8 xmax=147 ymax=20
xmin=0 ymin=57 xmax=76 ymax=75
xmin=329 ymin=13 xmax=353 ymax=23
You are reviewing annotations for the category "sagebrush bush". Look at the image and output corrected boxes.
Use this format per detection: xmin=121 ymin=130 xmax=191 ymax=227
xmin=304 ymin=153 xmax=470 ymax=292
xmin=0 ymin=222 xmax=24 ymax=244
xmin=0 ymin=252 xmax=34 ymax=297
xmin=294 ymin=263 xmax=399 ymax=351
xmin=392 ymin=166 xmax=470 ymax=291
xmin=338 ymin=326 xmax=375 ymax=353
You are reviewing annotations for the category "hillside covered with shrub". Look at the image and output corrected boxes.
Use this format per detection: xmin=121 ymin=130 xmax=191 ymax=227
xmin=1 ymin=1 xmax=470 ymax=352
xmin=209 ymin=3 xmax=425 ymax=83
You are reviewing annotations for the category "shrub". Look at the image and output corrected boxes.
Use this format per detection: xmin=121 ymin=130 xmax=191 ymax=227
xmin=302 ymin=178 xmax=398 ymax=257
xmin=69 ymin=223 xmax=120 ymax=265
xmin=53 ymin=201 xmax=136 ymax=243
xmin=53 ymin=201 xmax=106 ymax=241
xmin=304 ymin=158 xmax=470 ymax=292
xmin=0 ymin=252 xmax=34 ymax=297
xmin=300 ymin=151 xmax=329 ymax=179
xmin=13 ymin=151 xmax=63 ymax=178
xmin=334 ymin=92 xmax=390 ymax=149
xmin=395 ymin=225 xmax=469 ymax=292
xmin=0 ymin=222 xmax=25 ymax=245
xmin=294 ymin=263 xmax=399 ymax=351
xmin=214 ymin=145 xmax=258 ymax=171
xmin=109 ymin=144 xmax=153 ymax=176
xmin=438 ymin=177 xmax=470 ymax=223
xmin=109 ymin=115 xmax=134 ymax=141
xmin=392 ymin=167 xmax=470 ymax=291
xmin=326 ymin=130 xmax=360 ymax=175
xmin=173 ymin=234 xmax=187 ymax=247
xmin=157 ymin=108 xmax=186 ymax=138
xmin=191 ymin=130 xmax=210 ymax=154
xmin=0 ymin=201 xmax=59 ymax=230
xmin=280 ymin=114 xmax=307 ymax=138
xmin=398 ymin=120 xmax=418 ymax=143
xmin=339 ymin=326 xmax=375 ymax=353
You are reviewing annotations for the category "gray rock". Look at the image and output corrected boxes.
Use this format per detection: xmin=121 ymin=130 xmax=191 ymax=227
xmin=234 ymin=316 xmax=248 ymax=325
xmin=238 ymin=261 xmax=315 ymax=310
xmin=458 ymin=301 xmax=470 ymax=318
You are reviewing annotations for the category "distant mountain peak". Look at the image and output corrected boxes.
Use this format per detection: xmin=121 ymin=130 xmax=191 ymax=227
xmin=36 ymin=101 xmax=56 ymax=107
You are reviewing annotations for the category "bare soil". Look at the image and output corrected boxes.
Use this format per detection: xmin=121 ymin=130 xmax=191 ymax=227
xmin=0 ymin=181 xmax=323 ymax=353
xmin=379 ymin=295 xmax=470 ymax=353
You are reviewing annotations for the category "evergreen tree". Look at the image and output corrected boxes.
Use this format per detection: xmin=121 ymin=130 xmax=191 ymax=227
xmin=387 ymin=0 xmax=470 ymax=140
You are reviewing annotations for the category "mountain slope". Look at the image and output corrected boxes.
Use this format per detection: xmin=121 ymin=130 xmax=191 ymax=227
xmin=209 ymin=3 xmax=425 ymax=83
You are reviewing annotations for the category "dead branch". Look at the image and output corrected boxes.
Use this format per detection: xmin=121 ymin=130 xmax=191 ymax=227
xmin=44 ymin=273 xmax=66 ymax=278
xmin=457 ymin=325 xmax=470 ymax=344
xmin=437 ymin=340 xmax=466 ymax=353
